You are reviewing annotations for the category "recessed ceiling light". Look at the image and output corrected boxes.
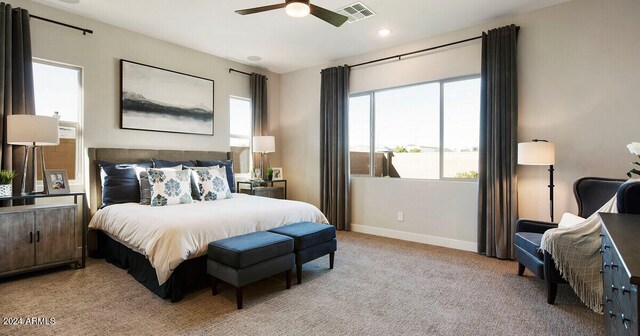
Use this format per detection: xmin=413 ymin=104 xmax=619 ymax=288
xmin=378 ymin=29 xmax=391 ymax=37
xmin=247 ymin=56 xmax=262 ymax=62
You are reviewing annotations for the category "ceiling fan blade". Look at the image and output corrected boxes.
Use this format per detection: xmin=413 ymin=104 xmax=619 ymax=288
xmin=236 ymin=3 xmax=287 ymax=15
xmin=309 ymin=4 xmax=348 ymax=27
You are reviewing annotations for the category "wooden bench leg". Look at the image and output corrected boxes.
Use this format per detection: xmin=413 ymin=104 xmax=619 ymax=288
xmin=236 ymin=286 xmax=243 ymax=309
xmin=517 ymin=263 xmax=525 ymax=276
xmin=296 ymin=260 xmax=303 ymax=284
xmin=285 ymin=269 xmax=291 ymax=289
xmin=211 ymin=276 xmax=218 ymax=296
xmin=329 ymin=252 xmax=335 ymax=269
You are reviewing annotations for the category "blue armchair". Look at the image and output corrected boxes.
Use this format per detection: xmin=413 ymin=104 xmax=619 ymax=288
xmin=514 ymin=177 xmax=629 ymax=304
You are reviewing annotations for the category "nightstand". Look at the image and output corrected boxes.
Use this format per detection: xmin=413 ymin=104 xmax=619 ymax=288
xmin=0 ymin=192 xmax=88 ymax=279
xmin=237 ymin=180 xmax=287 ymax=199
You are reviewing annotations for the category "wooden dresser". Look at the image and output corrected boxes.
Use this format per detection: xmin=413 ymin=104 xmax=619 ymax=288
xmin=0 ymin=204 xmax=78 ymax=278
xmin=600 ymin=213 xmax=640 ymax=335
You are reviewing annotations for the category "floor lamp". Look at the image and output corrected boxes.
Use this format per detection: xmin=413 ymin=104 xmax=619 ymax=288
xmin=252 ymin=136 xmax=275 ymax=181
xmin=7 ymin=115 xmax=60 ymax=195
xmin=518 ymin=139 xmax=556 ymax=222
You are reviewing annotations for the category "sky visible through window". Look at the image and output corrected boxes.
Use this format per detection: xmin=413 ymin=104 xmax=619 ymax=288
xmin=230 ymin=97 xmax=251 ymax=147
xmin=33 ymin=62 xmax=80 ymax=122
xmin=349 ymin=78 xmax=480 ymax=152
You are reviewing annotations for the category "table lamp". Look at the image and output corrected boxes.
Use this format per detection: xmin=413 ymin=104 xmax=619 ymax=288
xmin=518 ymin=139 xmax=556 ymax=221
xmin=253 ymin=136 xmax=275 ymax=181
xmin=7 ymin=115 xmax=60 ymax=195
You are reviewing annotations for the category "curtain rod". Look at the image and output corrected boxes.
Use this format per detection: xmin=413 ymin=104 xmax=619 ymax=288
xmin=349 ymin=35 xmax=482 ymax=69
xmin=229 ymin=68 xmax=268 ymax=80
xmin=30 ymin=14 xmax=93 ymax=35
xmin=349 ymin=25 xmax=519 ymax=69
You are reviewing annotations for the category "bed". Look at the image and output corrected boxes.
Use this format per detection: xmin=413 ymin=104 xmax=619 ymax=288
xmin=87 ymin=148 xmax=328 ymax=302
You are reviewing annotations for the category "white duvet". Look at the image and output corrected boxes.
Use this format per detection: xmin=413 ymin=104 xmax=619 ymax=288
xmin=89 ymin=194 xmax=328 ymax=285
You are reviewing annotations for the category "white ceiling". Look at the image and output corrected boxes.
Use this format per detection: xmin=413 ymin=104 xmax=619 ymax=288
xmin=31 ymin=0 xmax=569 ymax=74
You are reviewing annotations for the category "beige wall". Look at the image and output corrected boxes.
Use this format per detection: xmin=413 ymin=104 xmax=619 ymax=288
xmin=280 ymin=0 xmax=640 ymax=250
xmin=9 ymin=0 xmax=281 ymax=191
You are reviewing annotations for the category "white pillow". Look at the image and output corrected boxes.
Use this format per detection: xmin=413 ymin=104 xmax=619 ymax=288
xmin=558 ymin=212 xmax=585 ymax=229
xmin=147 ymin=168 xmax=193 ymax=206
xmin=135 ymin=165 xmax=181 ymax=205
xmin=190 ymin=166 xmax=232 ymax=201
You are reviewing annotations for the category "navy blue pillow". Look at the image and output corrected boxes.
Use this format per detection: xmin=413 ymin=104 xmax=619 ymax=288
xmin=152 ymin=158 xmax=197 ymax=168
xmin=98 ymin=160 xmax=152 ymax=207
xmin=197 ymin=160 xmax=235 ymax=193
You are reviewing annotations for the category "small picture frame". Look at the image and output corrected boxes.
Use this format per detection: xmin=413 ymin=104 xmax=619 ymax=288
xmin=44 ymin=170 xmax=70 ymax=194
xmin=272 ymin=167 xmax=284 ymax=180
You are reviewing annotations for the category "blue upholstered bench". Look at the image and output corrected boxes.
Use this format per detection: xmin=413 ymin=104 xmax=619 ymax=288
xmin=207 ymin=231 xmax=294 ymax=309
xmin=269 ymin=222 xmax=337 ymax=284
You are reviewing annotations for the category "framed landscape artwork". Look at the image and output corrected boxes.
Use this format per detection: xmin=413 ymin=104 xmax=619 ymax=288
xmin=120 ymin=60 xmax=214 ymax=135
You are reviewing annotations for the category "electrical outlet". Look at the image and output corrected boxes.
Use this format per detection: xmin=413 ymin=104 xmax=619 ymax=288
xmin=397 ymin=211 xmax=404 ymax=222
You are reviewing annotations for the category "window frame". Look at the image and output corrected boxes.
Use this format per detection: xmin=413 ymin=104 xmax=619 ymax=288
xmin=32 ymin=58 xmax=84 ymax=186
xmin=229 ymin=95 xmax=253 ymax=177
xmin=349 ymin=74 xmax=480 ymax=181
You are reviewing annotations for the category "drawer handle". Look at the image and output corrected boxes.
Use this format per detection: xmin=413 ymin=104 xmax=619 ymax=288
xmin=611 ymin=262 xmax=619 ymax=269
xmin=600 ymin=249 xmax=604 ymax=254
xmin=600 ymin=234 xmax=606 ymax=238
xmin=36 ymin=230 xmax=40 ymax=243
xmin=610 ymin=311 xmax=617 ymax=318
xmin=621 ymin=314 xmax=631 ymax=330
xmin=29 ymin=232 xmax=33 ymax=244
xmin=604 ymin=262 xmax=610 ymax=269
xmin=622 ymin=286 xmax=631 ymax=295
xmin=612 ymin=285 xmax=619 ymax=292
xmin=603 ymin=244 xmax=611 ymax=249
xmin=606 ymin=296 xmax=613 ymax=303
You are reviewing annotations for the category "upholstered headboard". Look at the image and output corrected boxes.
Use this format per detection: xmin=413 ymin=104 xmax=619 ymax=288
xmin=87 ymin=147 xmax=230 ymax=216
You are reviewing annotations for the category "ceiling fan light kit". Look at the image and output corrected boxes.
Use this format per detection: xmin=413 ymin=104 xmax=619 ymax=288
xmin=236 ymin=0 xmax=348 ymax=27
xmin=286 ymin=0 xmax=311 ymax=18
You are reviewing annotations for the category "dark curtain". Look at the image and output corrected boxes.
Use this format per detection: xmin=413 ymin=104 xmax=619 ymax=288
xmin=320 ymin=65 xmax=350 ymax=230
xmin=0 ymin=3 xmax=35 ymax=197
xmin=477 ymin=25 xmax=519 ymax=259
xmin=250 ymin=73 xmax=268 ymax=169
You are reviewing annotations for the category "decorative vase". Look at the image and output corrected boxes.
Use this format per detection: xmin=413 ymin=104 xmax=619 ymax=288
xmin=0 ymin=183 xmax=12 ymax=197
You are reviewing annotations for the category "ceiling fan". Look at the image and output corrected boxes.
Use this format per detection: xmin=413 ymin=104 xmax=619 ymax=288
xmin=236 ymin=0 xmax=349 ymax=27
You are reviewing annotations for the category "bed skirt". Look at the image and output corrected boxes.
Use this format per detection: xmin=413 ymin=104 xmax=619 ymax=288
xmin=93 ymin=230 xmax=208 ymax=302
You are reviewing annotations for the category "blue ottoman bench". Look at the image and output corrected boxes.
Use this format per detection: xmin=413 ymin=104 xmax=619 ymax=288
xmin=269 ymin=222 xmax=337 ymax=284
xmin=207 ymin=231 xmax=294 ymax=309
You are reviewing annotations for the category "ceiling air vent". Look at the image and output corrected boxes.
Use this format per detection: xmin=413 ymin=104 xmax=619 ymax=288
xmin=336 ymin=2 xmax=376 ymax=23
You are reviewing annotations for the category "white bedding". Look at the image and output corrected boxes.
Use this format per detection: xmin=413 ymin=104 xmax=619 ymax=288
xmin=89 ymin=194 xmax=328 ymax=285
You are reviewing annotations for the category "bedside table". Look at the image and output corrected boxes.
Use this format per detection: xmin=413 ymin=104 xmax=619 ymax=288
xmin=237 ymin=180 xmax=287 ymax=199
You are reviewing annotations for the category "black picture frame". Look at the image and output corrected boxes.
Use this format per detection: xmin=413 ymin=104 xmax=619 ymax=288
xmin=120 ymin=59 xmax=215 ymax=136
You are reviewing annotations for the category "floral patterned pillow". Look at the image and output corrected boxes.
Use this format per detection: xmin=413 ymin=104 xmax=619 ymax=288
xmin=147 ymin=168 xmax=193 ymax=206
xmin=190 ymin=166 xmax=232 ymax=201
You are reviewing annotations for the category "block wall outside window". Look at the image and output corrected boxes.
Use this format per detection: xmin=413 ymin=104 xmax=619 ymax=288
xmin=32 ymin=60 xmax=82 ymax=183
xmin=349 ymin=76 xmax=480 ymax=180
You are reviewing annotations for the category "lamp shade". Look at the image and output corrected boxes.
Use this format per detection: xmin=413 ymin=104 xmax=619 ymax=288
xmin=253 ymin=136 xmax=275 ymax=153
xmin=518 ymin=141 xmax=555 ymax=165
xmin=7 ymin=115 xmax=59 ymax=146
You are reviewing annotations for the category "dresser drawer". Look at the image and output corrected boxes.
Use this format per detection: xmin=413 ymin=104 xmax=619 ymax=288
xmin=602 ymin=227 xmax=638 ymax=336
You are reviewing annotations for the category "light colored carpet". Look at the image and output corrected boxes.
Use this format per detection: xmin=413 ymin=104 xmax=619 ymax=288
xmin=0 ymin=232 xmax=603 ymax=336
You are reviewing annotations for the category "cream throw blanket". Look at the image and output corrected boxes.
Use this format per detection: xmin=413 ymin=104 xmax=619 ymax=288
xmin=540 ymin=196 xmax=617 ymax=313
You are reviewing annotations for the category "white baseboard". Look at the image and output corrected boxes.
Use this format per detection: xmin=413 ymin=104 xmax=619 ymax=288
xmin=350 ymin=224 xmax=477 ymax=252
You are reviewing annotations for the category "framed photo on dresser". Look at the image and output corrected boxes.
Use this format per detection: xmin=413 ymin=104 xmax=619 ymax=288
xmin=120 ymin=60 xmax=214 ymax=136
xmin=44 ymin=170 xmax=70 ymax=194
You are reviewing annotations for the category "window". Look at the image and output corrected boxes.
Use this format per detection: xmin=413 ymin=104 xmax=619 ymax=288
xmin=32 ymin=59 xmax=82 ymax=183
xmin=349 ymin=76 xmax=480 ymax=180
xmin=229 ymin=96 xmax=252 ymax=178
